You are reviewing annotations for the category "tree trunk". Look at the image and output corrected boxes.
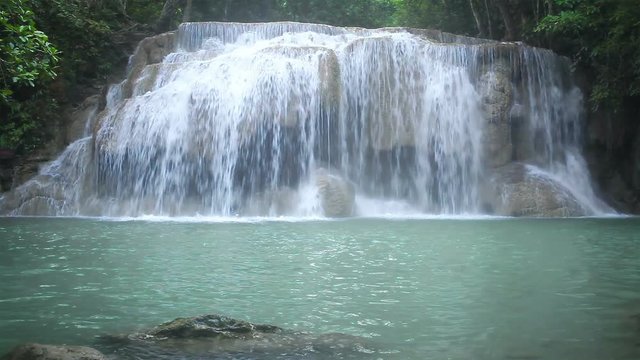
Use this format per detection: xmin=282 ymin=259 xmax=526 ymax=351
xmin=495 ymin=0 xmax=517 ymax=40
xmin=182 ymin=0 xmax=193 ymax=22
xmin=155 ymin=0 xmax=185 ymax=33
xmin=469 ymin=0 xmax=486 ymax=37
xmin=484 ymin=0 xmax=494 ymax=38
xmin=260 ymin=0 xmax=273 ymax=21
xmin=223 ymin=0 xmax=230 ymax=21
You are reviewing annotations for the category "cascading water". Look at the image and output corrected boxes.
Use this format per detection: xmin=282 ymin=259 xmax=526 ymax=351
xmin=0 ymin=22 xmax=613 ymax=217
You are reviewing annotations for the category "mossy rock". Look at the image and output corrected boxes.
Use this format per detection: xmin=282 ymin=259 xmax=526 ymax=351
xmin=142 ymin=314 xmax=282 ymax=340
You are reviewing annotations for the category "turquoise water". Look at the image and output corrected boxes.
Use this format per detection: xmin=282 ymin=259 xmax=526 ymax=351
xmin=0 ymin=217 xmax=639 ymax=359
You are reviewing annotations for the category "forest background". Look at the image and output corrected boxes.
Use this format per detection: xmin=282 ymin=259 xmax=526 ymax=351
xmin=0 ymin=0 xmax=638 ymax=155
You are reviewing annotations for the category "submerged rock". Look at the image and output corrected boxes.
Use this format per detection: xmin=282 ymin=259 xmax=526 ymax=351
xmin=99 ymin=314 xmax=377 ymax=359
xmin=1 ymin=344 xmax=107 ymax=360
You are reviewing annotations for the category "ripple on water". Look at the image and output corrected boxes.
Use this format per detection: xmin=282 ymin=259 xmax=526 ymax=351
xmin=0 ymin=217 xmax=639 ymax=360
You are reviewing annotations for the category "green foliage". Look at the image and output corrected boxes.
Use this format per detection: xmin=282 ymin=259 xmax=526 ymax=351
xmin=0 ymin=0 xmax=59 ymax=150
xmin=2 ymin=0 xmax=638 ymax=151
xmin=127 ymin=0 xmax=164 ymax=24
xmin=29 ymin=0 xmax=120 ymax=83
xmin=0 ymin=0 xmax=59 ymax=97
xmin=0 ymin=89 xmax=58 ymax=152
xmin=186 ymin=0 xmax=395 ymax=28
xmin=279 ymin=0 xmax=395 ymax=28
xmin=0 ymin=0 xmax=165 ymax=152
xmin=390 ymin=0 xmax=475 ymax=35
xmin=535 ymin=0 xmax=640 ymax=109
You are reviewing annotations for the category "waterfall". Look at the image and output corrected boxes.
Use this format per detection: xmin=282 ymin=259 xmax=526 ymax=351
xmin=0 ymin=22 xmax=613 ymax=217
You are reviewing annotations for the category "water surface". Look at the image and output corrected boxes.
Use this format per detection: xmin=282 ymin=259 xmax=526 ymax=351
xmin=0 ymin=217 xmax=639 ymax=359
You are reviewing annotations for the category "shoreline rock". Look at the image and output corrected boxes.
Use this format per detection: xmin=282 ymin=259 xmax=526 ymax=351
xmin=1 ymin=344 xmax=107 ymax=360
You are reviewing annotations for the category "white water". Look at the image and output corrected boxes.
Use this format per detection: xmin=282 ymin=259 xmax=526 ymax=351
xmin=0 ymin=22 xmax=613 ymax=217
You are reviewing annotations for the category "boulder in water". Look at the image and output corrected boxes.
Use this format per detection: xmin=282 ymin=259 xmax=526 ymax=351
xmin=485 ymin=163 xmax=585 ymax=217
xmin=0 ymin=344 xmax=107 ymax=360
xmin=100 ymin=314 xmax=376 ymax=358
xmin=315 ymin=169 xmax=355 ymax=217
xmin=136 ymin=314 xmax=282 ymax=340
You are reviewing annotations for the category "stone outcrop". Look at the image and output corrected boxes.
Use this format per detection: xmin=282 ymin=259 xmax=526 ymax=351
xmin=134 ymin=314 xmax=282 ymax=340
xmin=122 ymin=32 xmax=175 ymax=100
xmin=243 ymin=170 xmax=356 ymax=218
xmin=485 ymin=163 xmax=585 ymax=217
xmin=101 ymin=314 xmax=376 ymax=358
xmin=478 ymin=61 xmax=513 ymax=168
xmin=66 ymin=96 xmax=100 ymax=144
xmin=0 ymin=176 xmax=62 ymax=216
xmin=315 ymin=169 xmax=356 ymax=217
xmin=0 ymin=344 xmax=106 ymax=360
xmin=1 ymin=315 xmax=376 ymax=359
xmin=318 ymin=49 xmax=341 ymax=107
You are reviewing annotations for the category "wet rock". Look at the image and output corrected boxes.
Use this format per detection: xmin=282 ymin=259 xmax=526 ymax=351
xmin=318 ymin=49 xmax=341 ymax=107
xmin=485 ymin=162 xmax=585 ymax=217
xmin=100 ymin=314 xmax=377 ymax=359
xmin=478 ymin=61 xmax=513 ymax=168
xmin=0 ymin=175 xmax=67 ymax=216
xmin=122 ymin=32 xmax=176 ymax=99
xmin=0 ymin=344 xmax=107 ymax=360
xmin=66 ymin=95 xmax=100 ymax=144
xmin=315 ymin=169 xmax=355 ymax=217
xmin=139 ymin=314 xmax=282 ymax=340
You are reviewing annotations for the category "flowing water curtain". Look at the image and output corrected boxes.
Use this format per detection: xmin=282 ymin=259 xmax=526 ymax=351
xmin=93 ymin=24 xmax=333 ymax=216
xmin=337 ymin=33 xmax=483 ymax=213
xmin=0 ymin=22 xmax=613 ymax=217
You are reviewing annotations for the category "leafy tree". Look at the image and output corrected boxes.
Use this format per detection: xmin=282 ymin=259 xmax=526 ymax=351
xmin=0 ymin=0 xmax=163 ymax=151
xmin=0 ymin=0 xmax=59 ymax=150
xmin=280 ymin=0 xmax=395 ymax=28
xmin=391 ymin=0 xmax=475 ymax=35
xmin=535 ymin=0 xmax=640 ymax=109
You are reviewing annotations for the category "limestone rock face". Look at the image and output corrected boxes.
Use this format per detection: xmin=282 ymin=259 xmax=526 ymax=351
xmin=0 ymin=176 xmax=64 ymax=216
xmin=315 ymin=169 xmax=355 ymax=217
xmin=485 ymin=163 xmax=585 ymax=217
xmin=122 ymin=32 xmax=176 ymax=99
xmin=0 ymin=344 xmax=107 ymax=360
xmin=66 ymin=95 xmax=100 ymax=144
xmin=478 ymin=62 xmax=513 ymax=168
xmin=318 ymin=49 xmax=341 ymax=107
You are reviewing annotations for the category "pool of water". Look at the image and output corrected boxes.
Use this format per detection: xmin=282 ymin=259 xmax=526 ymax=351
xmin=0 ymin=217 xmax=639 ymax=359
